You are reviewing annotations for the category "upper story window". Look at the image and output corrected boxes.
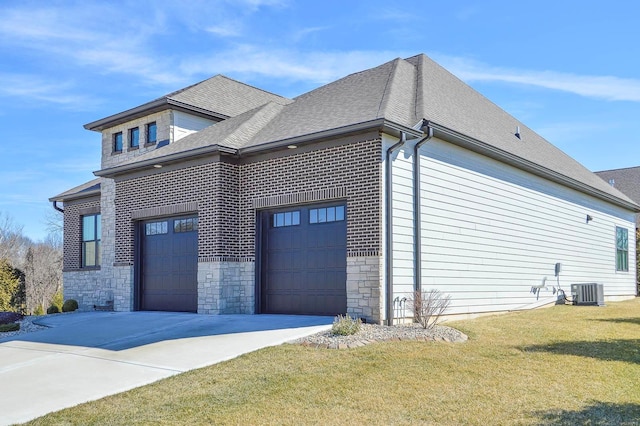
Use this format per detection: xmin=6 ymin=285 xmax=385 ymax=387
xmin=113 ymin=132 xmax=123 ymax=153
xmin=129 ymin=127 xmax=139 ymax=149
xmin=82 ymin=214 xmax=101 ymax=268
xmin=146 ymin=122 xmax=157 ymax=145
xmin=616 ymin=226 xmax=629 ymax=272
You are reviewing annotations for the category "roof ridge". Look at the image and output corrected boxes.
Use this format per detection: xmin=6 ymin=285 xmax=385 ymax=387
xmin=594 ymin=165 xmax=640 ymax=173
xmin=220 ymin=102 xmax=285 ymax=148
xmin=376 ymin=58 xmax=403 ymax=118
xmin=167 ymin=74 xmax=290 ymax=103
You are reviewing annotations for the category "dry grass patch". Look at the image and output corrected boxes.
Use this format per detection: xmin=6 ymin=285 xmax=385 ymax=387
xmin=28 ymin=299 xmax=640 ymax=425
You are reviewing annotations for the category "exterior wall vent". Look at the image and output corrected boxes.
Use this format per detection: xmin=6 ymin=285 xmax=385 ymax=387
xmin=571 ymin=283 xmax=604 ymax=306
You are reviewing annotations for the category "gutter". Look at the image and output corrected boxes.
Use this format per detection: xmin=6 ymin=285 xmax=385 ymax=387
xmin=239 ymin=118 xmax=421 ymax=156
xmin=94 ymin=144 xmax=236 ymax=177
xmin=429 ymin=123 xmax=640 ymax=212
xmin=385 ymin=131 xmax=407 ymax=326
xmin=412 ymin=122 xmax=434 ymax=293
xmin=84 ymin=99 xmax=229 ymax=132
xmin=52 ymin=201 xmax=64 ymax=213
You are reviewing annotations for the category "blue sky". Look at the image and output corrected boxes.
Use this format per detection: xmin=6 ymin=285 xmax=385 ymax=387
xmin=1 ymin=0 xmax=639 ymax=241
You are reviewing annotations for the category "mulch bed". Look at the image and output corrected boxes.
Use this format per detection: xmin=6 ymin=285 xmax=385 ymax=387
xmin=0 ymin=311 xmax=23 ymax=325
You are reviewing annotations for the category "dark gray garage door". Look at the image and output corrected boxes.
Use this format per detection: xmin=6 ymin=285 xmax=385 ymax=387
xmin=260 ymin=203 xmax=347 ymax=316
xmin=140 ymin=216 xmax=198 ymax=312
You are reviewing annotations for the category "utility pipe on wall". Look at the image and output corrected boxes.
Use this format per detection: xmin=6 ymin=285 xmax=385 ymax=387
xmin=413 ymin=122 xmax=434 ymax=294
xmin=385 ymin=132 xmax=407 ymax=326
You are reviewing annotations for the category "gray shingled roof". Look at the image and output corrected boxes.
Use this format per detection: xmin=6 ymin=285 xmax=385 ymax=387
xmin=49 ymin=178 xmax=101 ymax=202
xmin=120 ymin=101 xmax=290 ymax=164
xmin=94 ymin=54 xmax=637 ymax=210
xmin=403 ymin=54 xmax=636 ymax=206
xmin=85 ymin=75 xmax=290 ymax=131
xmin=596 ymin=167 xmax=640 ymax=204
xmin=166 ymin=75 xmax=290 ymax=117
xmin=595 ymin=167 xmax=640 ymax=225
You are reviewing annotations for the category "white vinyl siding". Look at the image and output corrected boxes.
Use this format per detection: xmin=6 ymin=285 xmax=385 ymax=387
xmin=172 ymin=111 xmax=216 ymax=142
xmin=416 ymin=139 xmax=636 ymax=315
xmin=390 ymin=145 xmax=415 ymax=307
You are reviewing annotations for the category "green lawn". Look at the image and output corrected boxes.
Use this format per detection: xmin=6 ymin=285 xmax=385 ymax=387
xmin=28 ymin=298 xmax=640 ymax=425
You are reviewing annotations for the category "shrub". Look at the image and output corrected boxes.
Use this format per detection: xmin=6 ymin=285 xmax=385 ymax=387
xmin=408 ymin=289 xmax=452 ymax=330
xmin=34 ymin=305 xmax=45 ymax=316
xmin=62 ymin=299 xmax=79 ymax=312
xmin=0 ymin=311 xmax=23 ymax=325
xmin=47 ymin=305 xmax=60 ymax=314
xmin=0 ymin=322 xmax=19 ymax=332
xmin=331 ymin=314 xmax=362 ymax=336
xmin=51 ymin=291 xmax=64 ymax=312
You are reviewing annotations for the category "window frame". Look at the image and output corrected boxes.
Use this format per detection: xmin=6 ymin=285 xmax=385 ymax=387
xmin=81 ymin=213 xmax=101 ymax=268
xmin=113 ymin=132 xmax=123 ymax=153
xmin=616 ymin=226 xmax=629 ymax=272
xmin=309 ymin=205 xmax=345 ymax=224
xmin=145 ymin=122 xmax=157 ymax=146
xmin=129 ymin=127 xmax=139 ymax=149
xmin=272 ymin=210 xmax=301 ymax=228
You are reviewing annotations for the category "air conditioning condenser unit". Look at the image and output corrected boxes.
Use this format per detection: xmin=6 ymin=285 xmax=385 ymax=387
xmin=571 ymin=283 xmax=604 ymax=306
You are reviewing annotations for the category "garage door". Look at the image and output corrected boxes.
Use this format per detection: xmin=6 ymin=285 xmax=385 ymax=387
xmin=260 ymin=203 xmax=347 ymax=315
xmin=140 ymin=216 xmax=198 ymax=312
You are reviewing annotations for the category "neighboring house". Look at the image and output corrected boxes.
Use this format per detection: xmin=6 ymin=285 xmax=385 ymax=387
xmin=50 ymin=54 xmax=638 ymax=324
xmin=595 ymin=166 xmax=640 ymax=228
xmin=595 ymin=166 xmax=640 ymax=295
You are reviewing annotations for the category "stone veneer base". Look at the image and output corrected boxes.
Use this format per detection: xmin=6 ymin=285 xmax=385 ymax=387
xmin=346 ymin=256 xmax=383 ymax=324
xmin=197 ymin=261 xmax=256 ymax=314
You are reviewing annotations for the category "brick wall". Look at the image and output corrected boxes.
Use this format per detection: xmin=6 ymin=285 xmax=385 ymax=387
xmin=239 ymin=138 xmax=383 ymax=256
xmin=115 ymin=161 xmax=225 ymax=264
xmin=62 ymin=197 xmax=100 ymax=270
xmin=115 ymin=136 xmax=382 ymax=262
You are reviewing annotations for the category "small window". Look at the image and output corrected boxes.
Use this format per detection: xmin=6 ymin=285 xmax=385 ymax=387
xmin=146 ymin=122 xmax=157 ymax=145
xmin=145 ymin=221 xmax=168 ymax=236
xmin=309 ymin=205 xmax=345 ymax=224
xmin=616 ymin=226 xmax=629 ymax=272
xmin=129 ymin=127 xmax=139 ymax=149
xmin=113 ymin=132 xmax=123 ymax=152
xmin=82 ymin=214 xmax=101 ymax=267
xmin=174 ymin=218 xmax=198 ymax=233
xmin=272 ymin=211 xmax=300 ymax=228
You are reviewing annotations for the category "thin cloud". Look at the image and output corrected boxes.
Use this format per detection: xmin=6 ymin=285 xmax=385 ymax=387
xmin=206 ymin=22 xmax=243 ymax=37
xmin=0 ymin=73 xmax=97 ymax=108
xmin=180 ymin=47 xmax=408 ymax=85
xmin=438 ymin=56 xmax=640 ymax=102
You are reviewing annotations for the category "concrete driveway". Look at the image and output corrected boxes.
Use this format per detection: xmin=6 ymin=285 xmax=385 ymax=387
xmin=0 ymin=312 xmax=332 ymax=425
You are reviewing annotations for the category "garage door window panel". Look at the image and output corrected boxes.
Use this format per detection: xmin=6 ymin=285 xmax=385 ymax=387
xmin=145 ymin=221 xmax=168 ymax=236
xmin=309 ymin=206 xmax=345 ymax=224
xmin=174 ymin=218 xmax=198 ymax=233
xmin=272 ymin=210 xmax=300 ymax=227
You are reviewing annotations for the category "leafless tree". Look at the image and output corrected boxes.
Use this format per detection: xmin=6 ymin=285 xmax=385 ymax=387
xmin=44 ymin=209 xmax=63 ymax=243
xmin=24 ymin=243 xmax=63 ymax=313
xmin=0 ymin=212 xmax=30 ymax=265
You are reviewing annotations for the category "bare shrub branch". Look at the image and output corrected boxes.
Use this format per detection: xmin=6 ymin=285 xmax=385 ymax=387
xmin=408 ymin=289 xmax=452 ymax=329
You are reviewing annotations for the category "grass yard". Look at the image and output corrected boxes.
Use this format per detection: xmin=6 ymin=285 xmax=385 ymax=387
xmin=28 ymin=298 xmax=640 ymax=425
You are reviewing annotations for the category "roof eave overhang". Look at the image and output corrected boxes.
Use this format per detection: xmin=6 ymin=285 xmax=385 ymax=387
xmin=48 ymin=188 xmax=101 ymax=203
xmin=429 ymin=122 xmax=640 ymax=212
xmin=239 ymin=118 xmax=422 ymax=156
xmin=84 ymin=99 xmax=229 ymax=132
xmin=94 ymin=144 xmax=235 ymax=178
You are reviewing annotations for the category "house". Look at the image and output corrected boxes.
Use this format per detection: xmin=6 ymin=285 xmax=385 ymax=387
xmin=50 ymin=54 xmax=638 ymax=324
xmin=595 ymin=166 xmax=640 ymax=228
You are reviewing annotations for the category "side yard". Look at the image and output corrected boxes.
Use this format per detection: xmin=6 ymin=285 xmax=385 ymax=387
xmin=28 ymin=298 xmax=640 ymax=425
